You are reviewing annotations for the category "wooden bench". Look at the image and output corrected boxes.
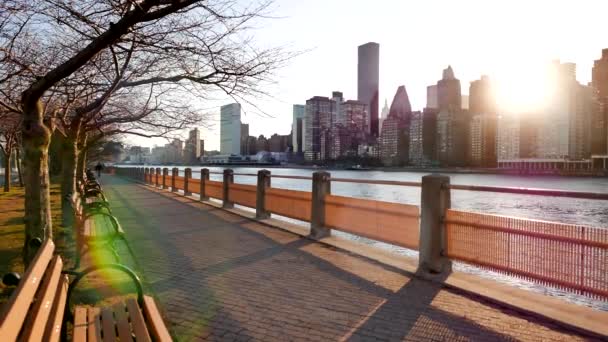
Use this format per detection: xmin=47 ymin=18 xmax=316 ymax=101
xmin=0 ymin=239 xmax=172 ymax=341
xmin=71 ymin=191 xmax=124 ymax=268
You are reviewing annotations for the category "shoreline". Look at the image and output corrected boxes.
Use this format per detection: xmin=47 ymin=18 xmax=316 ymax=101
xmin=117 ymin=163 xmax=608 ymax=178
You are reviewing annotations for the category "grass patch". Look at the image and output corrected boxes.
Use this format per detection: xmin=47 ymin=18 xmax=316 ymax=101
xmin=0 ymin=183 xmax=68 ymax=304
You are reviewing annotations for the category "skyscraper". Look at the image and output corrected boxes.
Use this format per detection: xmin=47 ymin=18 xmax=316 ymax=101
xmin=184 ymin=128 xmax=202 ymax=164
xmin=292 ymin=104 xmax=305 ymax=154
xmin=357 ymin=42 xmax=380 ymax=137
xmin=436 ymin=66 xmax=468 ymax=166
xmin=592 ymin=48 xmax=608 ymax=155
xmin=426 ymin=85 xmax=438 ymax=109
xmin=220 ymin=103 xmax=242 ymax=155
xmin=379 ymin=99 xmax=389 ymax=133
xmin=469 ymin=76 xmax=498 ymax=167
xmin=379 ymin=86 xmax=412 ymax=165
xmin=304 ymin=96 xmax=335 ymax=161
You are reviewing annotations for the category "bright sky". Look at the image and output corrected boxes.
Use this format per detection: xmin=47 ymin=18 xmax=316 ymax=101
xmin=129 ymin=0 xmax=608 ymax=151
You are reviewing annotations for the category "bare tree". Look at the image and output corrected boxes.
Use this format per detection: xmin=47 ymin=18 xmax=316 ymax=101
xmin=11 ymin=0 xmax=291 ymax=262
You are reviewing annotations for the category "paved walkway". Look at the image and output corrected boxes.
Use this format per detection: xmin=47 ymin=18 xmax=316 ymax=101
xmin=102 ymin=175 xmax=595 ymax=342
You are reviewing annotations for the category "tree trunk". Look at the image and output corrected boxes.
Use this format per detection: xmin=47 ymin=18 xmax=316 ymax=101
xmin=21 ymin=98 xmax=52 ymax=265
xmin=60 ymin=133 xmax=78 ymax=229
xmin=76 ymin=134 xmax=88 ymax=183
xmin=16 ymin=146 xmax=23 ymax=187
xmin=3 ymin=148 xmax=11 ymax=192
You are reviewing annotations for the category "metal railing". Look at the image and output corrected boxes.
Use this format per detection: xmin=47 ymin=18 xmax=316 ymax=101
xmin=116 ymin=166 xmax=608 ymax=301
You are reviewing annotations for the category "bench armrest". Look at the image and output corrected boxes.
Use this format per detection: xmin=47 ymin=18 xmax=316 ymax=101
xmin=63 ymin=264 xmax=144 ymax=322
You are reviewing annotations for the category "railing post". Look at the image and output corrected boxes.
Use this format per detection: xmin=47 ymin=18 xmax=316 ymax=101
xmin=223 ymin=169 xmax=234 ymax=208
xmin=144 ymin=168 xmax=149 ymax=184
xmin=418 ymin=174 xmax=452 ymax=274
xmin=184 ymin=168 xmax=192 ymax=196
xmin=310 ymin=171 xmax=331 ymax=239
xmin=155 ymin=168 xmax=161 ymax=187
xmin=200 ymin=168 xmax=209 ymax=201
xmin=171 ymin=168 xmax=178 ymax=192
xmin=256 ymin=170 xmax=271 ymax=219
xmin=162 ymin=168 xmax=169 ymax=189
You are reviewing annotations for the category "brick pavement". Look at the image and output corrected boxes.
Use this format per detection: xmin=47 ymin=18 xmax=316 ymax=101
xmin=102 ymin=175 xmax=599 ymax=342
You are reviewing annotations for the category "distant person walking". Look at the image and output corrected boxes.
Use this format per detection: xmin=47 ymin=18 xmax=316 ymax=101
xmin=95 ymin=162 xmax=104 ymax=177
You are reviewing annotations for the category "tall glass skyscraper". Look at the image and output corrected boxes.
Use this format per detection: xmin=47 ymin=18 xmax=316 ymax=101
xmin=220 ymin=103 xmax=242 ymax=155
xmin=357 ymin=42 xmax=380 ymax=137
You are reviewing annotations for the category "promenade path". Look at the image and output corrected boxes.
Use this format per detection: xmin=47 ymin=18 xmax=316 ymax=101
xmin=101 ymin=175 xmax=596 ymax=342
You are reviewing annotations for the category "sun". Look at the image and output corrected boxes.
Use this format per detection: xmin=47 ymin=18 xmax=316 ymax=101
xmin=493 ymin=62 xmax=553 ymax=113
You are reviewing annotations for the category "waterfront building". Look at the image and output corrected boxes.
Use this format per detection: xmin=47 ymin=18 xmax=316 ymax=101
xmin=435 ymin=66 xmax=468 ymax=166
xmin=497 ymin=115 xmax=521 ymax=160
xmin=240 ymin=123 xmax=249 ymax=156
xmin=304 ymin=96 xmax=335 ymax=161
xmin=256 ymin=134 xmax=269 ymax=152
xmin=184 ymin=128 xmax=202 ymax=164
xmin=380 ymin=86 xmax=412 ymax=165
xmin=304 ymin=93 xmax=370 ymax=161
xmin=127 ymin=146 xmax=150 ymax=164
xmin=592 ymin=48 xmax=608 ymax=155
xmin=357 ymin=42 xmax=380 ymax=136
xmin=269 ymin=133 xmax=291 ymax=152
xmin=468 ymin=76 xmax=498 ymax=167
xmin=569 ymin=84 xmax=594 ymax=160
xmin=292 ymin=104 xmax=305 ymax=154
xmin=220 ymin=103 xmax=242 ymax=155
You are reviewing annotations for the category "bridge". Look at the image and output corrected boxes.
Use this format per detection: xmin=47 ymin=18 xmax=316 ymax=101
xmin=104 ymin=168 xmax=608 ymax=340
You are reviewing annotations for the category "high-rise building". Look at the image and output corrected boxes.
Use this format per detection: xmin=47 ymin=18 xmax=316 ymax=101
xmin=380 ymin=86 xmax=412 ymax=165
xmin=426 ymin=85 xmax=438 ymax=109
xmin=240 ymin=123 xmax=249 ymax=155
xmin=497 ymin=115 xmax=521 ymax=160
xmin=569 ymin=84 xmax=594 ymax=159
xmin=304 ymin=96 xmax=335 ymax=161
xmin=256 ymin=135 xmax=269 ymax=152
xmin=220 ymin=103 xmax=242 ymax=155
xmin=292 ymin=104 xmax=305 ymax=154
xmin=184 ymin=128 xmax=202 ymax=164
xmin=468 ymin=76 xmax=497 ymax=167
xmin=379 ymin=99 xmax=389 ymax=133
xmin=436 ymin=66 xmax=468 ymax=166
xmin=437 ymin=66 xmax=462 ymax=112
xmin=357 ymin=42 xmax=380 ymax=136
xmin=592 ymin=48 xmax=608 ymax=155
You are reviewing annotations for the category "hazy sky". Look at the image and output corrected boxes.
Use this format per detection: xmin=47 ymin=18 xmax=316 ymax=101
xmin=129 ymin=0 xmax=608 ymax=150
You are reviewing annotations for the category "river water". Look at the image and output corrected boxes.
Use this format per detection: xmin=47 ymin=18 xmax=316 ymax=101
xmin=121 ymin=165 xmax=608 ymax=310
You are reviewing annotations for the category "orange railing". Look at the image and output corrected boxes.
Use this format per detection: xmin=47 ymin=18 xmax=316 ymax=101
xmin=325 ymin=195 xmax=420 ymax=250
xmin=266 ymin=188 xmax=312 ymax=221
xmin=445 ymin=210 xmax=608 ymax=300
xmin=229 ymin=183 xmax=257 ymax=208
xmin=120 ymin=167 xmax=608 ymax=301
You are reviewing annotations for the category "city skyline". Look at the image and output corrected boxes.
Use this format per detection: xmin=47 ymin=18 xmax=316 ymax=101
xmin=126 ymin=0 xmax=608 ymax=151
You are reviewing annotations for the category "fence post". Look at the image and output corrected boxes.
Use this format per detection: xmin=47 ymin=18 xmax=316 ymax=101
xmin=418 ymin=174 xmax=452 ymax=274
xmin=144 ymin=168 xmax=149 ymax=184
xmin=256 ymin=170 xmax=271 ymax=219
xmin=171 ymin=168 xmax=178 ymax=192
xmin=223 ymin=169 xmax=234 ymax=208
xmin=162 ymin=168 xmax=169 ymax=189
xmin=184 ymin=168 xmax=192 ymax=196
xmin=155 ymin=168 xmax=161 ymax=187
xmin=200 ymin=168 xmax=209 ymax=201
xmin=310 ymin=171 xmax=331 ymax=239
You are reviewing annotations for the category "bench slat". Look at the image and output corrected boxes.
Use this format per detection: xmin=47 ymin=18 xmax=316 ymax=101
xmin=44 ymin=274 xmax=69 ymax=342
xmin=143 ymin=295 xmax=172 ymax=342
xmin=126 ymin=298 xmax=151 ymax=342
xmin=0 ymin=240 xmax=55 ymax=340
xmin=22 ymin=256 xmax=63 ymax=341
xmin=113 ymin=302 xmax=133 ymax=342
xmin=74 ymin=307 xmax=87 ymax=342
xmin=87 ymin=307 xmax=102 ymax=342
xmin=101 ymin=307 xmax=116 ymax=342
